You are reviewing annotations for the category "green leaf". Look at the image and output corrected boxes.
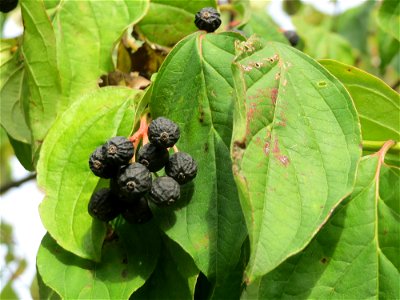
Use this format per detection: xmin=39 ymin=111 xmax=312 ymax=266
xmin=36 ymin=272 xmax=61 ymax=300
xmin=52 ymin=0 xmax=149 ymax=103
xmin=20 ymin=1 xmax=62 ymax=151
xmin=37 ymin=221 xmax=160 ymax=300
xmin=38 ymin=87 xmax=142 ymax=261
xmin=238 ymin=11 xmax=289 ymax=44
xmin=136 ymin=0 xmax=216 ymax=47
xmin=377 ymin=28 xmax=400 ymax=72
xmin=0 ymin=49 xmax=31 ymax=143
xmin=149 ymin=32 xmax=247 ymax=282
xmin=377 ymin=0 xmax=400 ymax=41
xmin=132 ymin=236 xmax=199 ymax=300
xmin=231 ymin=38 xmax=361 ymax=282
xmin=320 ymin=60 xmax=400 ymax=142
xmin=244 ymin=142 xmax=400 ymax=299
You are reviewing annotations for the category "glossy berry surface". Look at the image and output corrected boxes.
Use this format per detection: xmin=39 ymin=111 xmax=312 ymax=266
xmin=117 ymin=163 xmax=152 ymax=197
xmin=148 ymin=117 xmax=180 ymax=148
xmin=104 ymin=136 xmax=134 ymax=165
xmin=165 ymin=152 xmax=197 ymax=184
xmin=88 ymin=188 xmax=121 ymax=222
xmin=122 ymin=196 xmax=153 ymax=224
xmin=137 ymin=143 xmax=169 ymax=172
xmin=194 ymin=7 xmax=221 ymax=33
xmin=0 ymin=0 xmax=18 ymax=13
xmin=149 ymin=176 xmax=180 ymax=206
xmin=89 ymin=146 xmax=118 ymax=178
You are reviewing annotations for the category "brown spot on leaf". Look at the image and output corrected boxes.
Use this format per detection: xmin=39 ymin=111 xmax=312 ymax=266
xmin=271 ymin=88 xmax=278 ymax=105
xmin=234 ymin=139 xmax=246 ymax=150
xmin=320 ymin=257 xmax=328 ymax=264
xmin=204 ymin=143 xmax=209 ymax=153
xmin=264 ymin=142 xmax=270 ymax=156
xmin=277 ymin=155 xmax=290 ymax=166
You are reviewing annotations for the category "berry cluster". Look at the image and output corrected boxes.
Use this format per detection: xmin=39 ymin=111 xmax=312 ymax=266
xmin=88 ymin=117 xmax=197 ymax=224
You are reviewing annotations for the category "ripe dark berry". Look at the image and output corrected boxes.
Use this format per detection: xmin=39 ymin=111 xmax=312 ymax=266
xmin=137 ymin=143 xmax=169 ymax=172
xmin=148 ymin=117 xmax=180 ymax=148
xmin=165 ymin=152 xmax=197 ymax=184
xmin=117 ymin=163 xmax=152 ymax=197
xmin=149 ymin=176 xmax=180 ymax=206
xmin=121 ymin=196 xmax=153 ymax=224
xmin=194 ymin=7 xmax=221 ymax=33
xmin=283 ymin=30 xmax=300 ymax=47
xmin=0 ymin=0 xmax=18 ymax=13
xmin=88 ymin=188 xmax=121 ymax=222
xmin=89 ymin=146 xmax=118 ymax=178
xmin=104 ymin=136 xmax=134 ymax=165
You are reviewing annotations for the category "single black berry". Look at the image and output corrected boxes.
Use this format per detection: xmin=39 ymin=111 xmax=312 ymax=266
xmin=148 ymin=117 xmax=180 ymax=148
xmin=194 ymin=7 xmax=221 ymax=33
xmin=137 ymin=143 xmax=169 ymax=172
xmin=117 ymin=163 xmax=152 ymax=197
xmin=88 ymin=188 xmax=121 ymax=222
xmin=89 ymin=146 xmax=118 ymax=178
xmin=104 ymin=136 xmax=134 ymax=165
xmin=0 ymin=0 xmax=18 ymax=13
xmin=165 ymin=152 xmax=197 ymax=184
xmin=121 ymin=196 xmax=153 ymax=224
xmin=149 ymin=176 xmax=180 ymax=206
xmin=283 ymin=30 xmax=300 ymax=47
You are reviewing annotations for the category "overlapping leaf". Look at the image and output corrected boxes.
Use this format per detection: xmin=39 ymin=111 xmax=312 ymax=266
xmin=37 ymin=221 xmax=160 ymax=299
xmin=20 ymin=1 xmax=149 ymax=155
xmin=136 ymin=0 xmax=216 ymax=47
xmin=321 ymin=60 xmax=400 ymax=142
xmin=149 ymin=31 xmax=247 ymax=282
xmin=243 ymin=142 xmax=399 ymax=299
xmin=231 ymin=38 xmax=361 ymax=282
xmin=321 ymin=60 xmax=400 ymax=165
xmin=0 ymin=49 xmax=30 ymax=143
xmin=20 ymin=1 xmax=61 ymax=151
xmin=38 ymin=87 xmax=142 ymax=260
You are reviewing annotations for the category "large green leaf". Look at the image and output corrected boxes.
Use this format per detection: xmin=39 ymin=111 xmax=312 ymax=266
xmin=0 ymin=49 xmax=31 ymax=143
xmin=377 ymin=0 xmax=400 ymax=41
xmin=38 ymin=87 xmax=142 ymax=261
xmin=132 ymin=236 xmax=198 ymax=299
xmin=52 ymin=0 xmax=149 ymax=104
xmin=136 ymin=0 xmax=216 ymax=47
xmin=243 ymin=142 xmax=400 ymax=299
xmin=20 ymin=1 xmax=62 ymax=151
xmin=231 ymin=38 xmax=361 ymax=282
xmin=320 ymin=59 xmax=400 ymax=161
xmin=149 ymin=31 xmax=247 ymax=282
xmin=37 ymin=221 xmax=160 ymax=300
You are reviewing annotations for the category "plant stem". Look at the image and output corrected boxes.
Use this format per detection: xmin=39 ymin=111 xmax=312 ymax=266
xmin=362 ymin=140 xmax=400 ymax=153
xmin=0 ymin=173 xmax=37 ymax=195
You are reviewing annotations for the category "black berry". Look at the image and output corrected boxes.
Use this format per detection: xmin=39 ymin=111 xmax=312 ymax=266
xmin=117 ymin=163 xmax=152 ymax=197
xmin=194 ymin=7 xmax=221 ymax=33
xmin=104 ymin=136 xmax=134 ymax=165
xmin=89 ymin=146 xmax=118 ymax=178
xmin=137 ymin=143 xmax=169 ymax=172
xmin=149 ymin=176 xmax=180 ymax=206
xmin=0 ymin=0 xmax=18 ymax=13
xmin=121 ymin=196 xmax=153 ymax=224
xmin=283 ymin=30 xmax=300 ymax=47
xmin=88 ymin=188 xmax=121 ymax=222
xmin=165 ymin=152 xmax=197 ymax=184
xmin=148 ymin=117 xmax=180 ymax=148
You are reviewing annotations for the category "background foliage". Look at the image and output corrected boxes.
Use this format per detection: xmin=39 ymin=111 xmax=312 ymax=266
xmin=0 ymin=0 xmax=399 ymax=299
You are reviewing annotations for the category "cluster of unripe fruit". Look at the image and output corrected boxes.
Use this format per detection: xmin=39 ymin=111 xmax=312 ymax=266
xmin=88 ymin=117 xmax=197 ymax=224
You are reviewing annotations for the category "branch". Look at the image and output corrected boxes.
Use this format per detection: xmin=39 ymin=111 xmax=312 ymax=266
xmin=0 ymin=173 xmax=37 ymax=195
